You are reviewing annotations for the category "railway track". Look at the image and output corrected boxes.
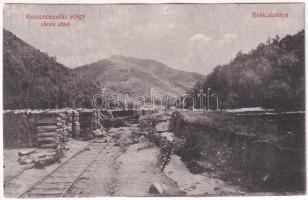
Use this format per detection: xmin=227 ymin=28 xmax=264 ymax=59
xmin=19 ymin=137 xmax=108 ymax=198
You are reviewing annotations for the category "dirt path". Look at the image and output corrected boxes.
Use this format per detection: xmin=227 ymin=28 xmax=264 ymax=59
xmin=113 ymin=142 xmax=183 ymax=196
xmin=68 ymin=125 xmax=184 ymax=197
xmin=5 ymin=123 xmax=246 ymax=197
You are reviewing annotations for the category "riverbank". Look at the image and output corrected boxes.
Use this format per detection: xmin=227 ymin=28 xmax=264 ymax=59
xmin=170 ymin=110 xmax=305 ymax=194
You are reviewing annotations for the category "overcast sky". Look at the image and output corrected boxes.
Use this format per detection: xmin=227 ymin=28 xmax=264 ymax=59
xmin=4 ymin=3 xmax=304 ymax=75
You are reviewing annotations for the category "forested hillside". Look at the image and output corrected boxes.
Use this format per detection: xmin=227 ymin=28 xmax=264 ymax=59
xmin=3 ymin=29 xmax=204 ymax=110
xmin=3 ymin=29 xmax=100 ymax=109
xmin=188 ymin=30 xmax=305 ymax=110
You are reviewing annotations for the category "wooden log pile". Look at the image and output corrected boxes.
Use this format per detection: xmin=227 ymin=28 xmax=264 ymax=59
xmin=37 ymin=110 xmax=84 ymax=148
xmin=37 ymin=113 xmax=60 ymax=149
xmin=37 ymin=110 xmax=80 ymax=149
xmin=4 ymin=109 xmax=99 ymax=149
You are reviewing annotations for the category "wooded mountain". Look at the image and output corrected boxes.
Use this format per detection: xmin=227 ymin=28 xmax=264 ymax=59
xmin=73 ymin=55 xmax=205 ymax=100
xmin=3 ymin=29 xmax=204 ymax=109
xmin=3 ymin=29 xmax=100 ymax=109
xmin=188 ymin=30 xmax=305 ymax=110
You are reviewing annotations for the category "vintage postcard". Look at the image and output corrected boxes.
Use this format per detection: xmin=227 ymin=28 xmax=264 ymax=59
xmin=2 ymin=1 xmax=306 ymax=198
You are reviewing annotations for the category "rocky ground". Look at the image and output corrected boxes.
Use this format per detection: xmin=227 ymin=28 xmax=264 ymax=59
xmin=164 ymin=155 xmax=244 ymax=196
xmin=3 ymin=140 xmax=89 ymax=197
xmin=4 ymin=123 xmax=244 ymax=197
xmin=68 ymin=124 xmax=184 ymax=197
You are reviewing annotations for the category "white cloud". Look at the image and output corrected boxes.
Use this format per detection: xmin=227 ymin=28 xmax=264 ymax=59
xmin=188 ymin=34 xmax=212 ymax=59
xmin=189 ymin=34 xmax=211 ymax=43
xmin=184 ymin=33 xmax=238 ymax=75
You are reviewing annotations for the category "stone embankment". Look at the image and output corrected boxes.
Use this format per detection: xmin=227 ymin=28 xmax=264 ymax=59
xmin=169 ymin=110 xmax=305 ymax=193
xmin=139 ymin=110 xmax=305 ymax=194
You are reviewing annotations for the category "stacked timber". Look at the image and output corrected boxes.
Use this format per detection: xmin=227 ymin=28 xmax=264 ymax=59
xmin=37 ymin=110 xmax=77 ymax=149
xmin=37 ymin=113 xmax=59 ymax=149
xmin=4 ymin=109 xmax=101 ymax=149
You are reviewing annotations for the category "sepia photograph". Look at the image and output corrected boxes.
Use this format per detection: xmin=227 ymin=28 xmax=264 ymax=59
xmin=2 ymin=2 xmax=306 ymax=198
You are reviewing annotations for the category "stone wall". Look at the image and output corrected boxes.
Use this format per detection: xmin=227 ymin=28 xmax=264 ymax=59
xmin=3 ymin=111 xmax=37 ymax=148
xmin=3 ymin=109 xmax=98 ymax=148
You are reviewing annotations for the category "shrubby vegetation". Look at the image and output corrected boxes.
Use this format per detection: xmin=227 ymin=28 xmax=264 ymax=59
xmin=188 ymin=30 xmax=305 ymax=110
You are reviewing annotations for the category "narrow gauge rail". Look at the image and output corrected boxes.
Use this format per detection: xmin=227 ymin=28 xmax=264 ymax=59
xmin=19 ymin=138 xmax=106 ymax=198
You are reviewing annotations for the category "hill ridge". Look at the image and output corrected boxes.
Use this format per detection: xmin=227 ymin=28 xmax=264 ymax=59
xmin=3 ymin=29 xmax=204 ymax=109
xmin=73 ymin=54 xmax=205 ymax=98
